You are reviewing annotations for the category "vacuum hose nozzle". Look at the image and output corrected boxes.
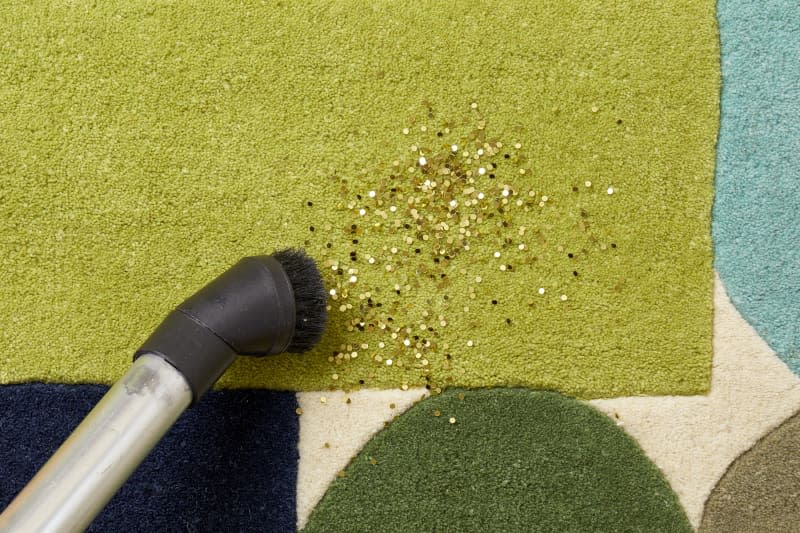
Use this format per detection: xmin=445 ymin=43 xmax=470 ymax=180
xmin=135 ymin=249 xmax=328 ymax=404
xmin=0 ymin=249 xmax=327 ymax=532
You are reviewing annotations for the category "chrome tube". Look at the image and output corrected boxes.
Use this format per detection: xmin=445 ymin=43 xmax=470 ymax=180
xmin=0 ymin=354 xmax=192 ymax=533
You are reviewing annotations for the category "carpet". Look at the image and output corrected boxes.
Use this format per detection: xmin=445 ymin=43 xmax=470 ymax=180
xmin=0 ymin=0 xmax=718 ymax=397
xmin=1 ymin=0 xmax=799 ymax=532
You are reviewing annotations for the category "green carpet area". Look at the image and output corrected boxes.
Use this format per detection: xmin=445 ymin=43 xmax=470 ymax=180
xmin=700 ymin=409 xmax=800 ymax=532
xmin=0 ymin=1 xmax=718 ymax=397
xmin=303 ymin=388 xmax=692 ymax=532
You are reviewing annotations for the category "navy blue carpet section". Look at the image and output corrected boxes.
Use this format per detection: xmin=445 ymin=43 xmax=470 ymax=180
xmin=0 ymin=384 xmax=299 ymax=532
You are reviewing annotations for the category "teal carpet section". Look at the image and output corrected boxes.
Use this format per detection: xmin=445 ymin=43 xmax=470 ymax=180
xmin=714 ymin=0 xmax=800 ymax=373
xmin=304 ymin=389 xmax=691 ymax=533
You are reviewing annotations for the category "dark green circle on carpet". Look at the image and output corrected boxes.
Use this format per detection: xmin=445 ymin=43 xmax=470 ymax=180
xmin=303 ymin=388 xmax=691 ymax=532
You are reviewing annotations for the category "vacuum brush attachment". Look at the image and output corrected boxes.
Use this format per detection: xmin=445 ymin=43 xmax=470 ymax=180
xmin=136 ymin=250 xmax=327 ymax=404
xmin=0 ymin=249 xmax=328 ymax=532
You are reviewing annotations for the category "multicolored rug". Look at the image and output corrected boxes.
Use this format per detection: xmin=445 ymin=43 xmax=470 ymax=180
xmin=1 ymin=1 xmax=798 ymax=531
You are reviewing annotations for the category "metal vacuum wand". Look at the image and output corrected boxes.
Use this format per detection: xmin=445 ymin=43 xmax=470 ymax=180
xmin=0 ymin=250 xmax=327 ymax=533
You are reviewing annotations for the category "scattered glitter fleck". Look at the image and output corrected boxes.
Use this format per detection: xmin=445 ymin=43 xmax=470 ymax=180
xmin=560 ymin=294 xmax=568 ymax=301
xmin=401 ymin=384 xmax=409 ymax=390
xmin=475 ymin=275 xmax=482 ymax=283
xmin=403 ymin=338 xmax=411 ymax=346
xmin=607 ymin=187 xmax=615 ymax=195
xmin=478 ymin=167 xmax=486 ymax=175
xmin=591 ymin=105 xmax=599 ymax=113
xmin=538 ymin=287 xmax=545 ymax=295
xmin=337 ymin=470 xmax=346 ymax=478
xmin=499 ymin=265 xmax=507 ymax=271
xmin=358 ymin=208 xmax=366 ymax=216
xmin=368 ymin=190 xmax=376 ymax=198
xmin=389 ymin=403 xmax=396 ymax=409
xmin=332 ymin=373 xmax=339 ymax=380
xmin=402 ymin=128 xmax=410 ymax=135
xmin=419 ymin=156 xmax=427 ymax=166
xmin=295 ymin=407 xmax=303 ymax=416
xmin=449 ymin=417 xmax=457 ymax=424
xmin=320 ymin=396 xmax=327 ymax=404
xmin=451 ymin=144 xmax=458 ymax=152
xmin=349 ymin=275 xmax=357 ymax=283
xmin=386 ymin=359 xmax=393 ymax=366
xmin=493 ymin=251 xmax=501 ymax=258
xmin=458 ymin=393 xmax=465 ymax=401
xmin=329 ymin=289 xmax=337 ymax=296
xmin=585 ymin=180 xmax=592 ymax=187
xmin=470 ymin=102 xmax=478 ymax=109
xmin=433 ymin=409 xmax=441 ymax=417
xmin=467 ymin=340 xmax=474 ymax=347
xmin=323 ymin=442 xmax=330 ymax=448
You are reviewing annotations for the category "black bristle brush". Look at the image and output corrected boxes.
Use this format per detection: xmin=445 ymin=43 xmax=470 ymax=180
xmin=0 ymin=249 xmax=328 ymax=532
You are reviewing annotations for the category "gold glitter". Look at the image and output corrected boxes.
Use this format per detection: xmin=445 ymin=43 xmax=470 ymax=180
xmin=401 ymin=384 xmax=409 ymax=391
xmin=314 ymin=105 xmax=617 ymax=394
xmin=538 ymin=287 xmax=546 ymax=295
xmin=320 ymin=396 xmax=327 ymax=404
xmin=449 ymin=417 xmax=457 ymax=424
xmin=370 ymin=457 xmax=378 ymax=466
xmin=433 ymin=409 xmax=441 ymax=417
xmin=585 ymin=180 xmax=592 ymax=187
xmin=467 ymin=340 xmax=474 ymax=347
xmin=591 ymin=105 xmax=599 ymax=112
xmin=458 ymin=393 xmax=465 ymax=401
xmin=389 ymin=403 xmax=396 ymax=409
xmin=470 ymin=102 xmax=478 ymax=109
xmin=560 ymin=294 xmax=568 ymax=301
xmin=337 ymin=470 xmax=346 ymax=478
xmin=607 ymin=187 xmax=615 ymax=195
xmin=295 ymin=407 xmax=303 ymax=416
xmin=324 ymin=442 xmax=330 ymax=448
